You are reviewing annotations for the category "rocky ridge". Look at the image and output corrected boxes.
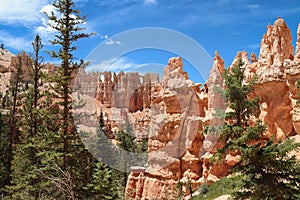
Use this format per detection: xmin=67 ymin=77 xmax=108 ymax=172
xmin=0 ymin=50 xmax=31 ymax=97
xmin=125 ymin=17 xmax=300 ymax=199
xmin=0 ymin=48 xmax=14 ymax=97
xmin=0 ymin=50 xmax=57 ymax=97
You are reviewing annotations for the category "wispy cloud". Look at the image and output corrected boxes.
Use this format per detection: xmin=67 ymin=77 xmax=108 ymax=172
xmin=0 ymin=31 xmax=32 ymax=51
xmin=244 ymin=4 xmax=261 ymax=10
xmin=105 ymin=38 xmax=121 ymax=46
xmin=34 ymin=4 xmax=58 ymax=44
xmin=95 ymin=0 xmax=139 ymax=7
xmin=0 ymin=0 xmax=48 ymax=25
xmin=100 ymin=35 xmax=121 ymax=46
xmin=73 ymin=0 xmax=89 ymax=6
xmin=268 ymin=6 xmax=300 ymax=16
xmin=87 ymin=57 xmax=137 ymax=72
xmin=144 ymin=0 xmax=157 ymax=5
xmin=36 ymin=3 xmax=93 ymax=45
xmin=179 ymin=12 xmax=234 ymax=27
xmin=174 ymin=0 xmax=266 ymax=28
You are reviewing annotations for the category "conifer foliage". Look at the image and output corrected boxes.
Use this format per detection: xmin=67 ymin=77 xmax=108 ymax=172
xmin=0 ymin=112 xmax=10 ymax=196
xmin=0 ymin=52 xmax=25 ymax=197
xmin=8 ymin=35 xmax=61 ymax=199
xmin=46 ymin=0 xmax=94 ymax=169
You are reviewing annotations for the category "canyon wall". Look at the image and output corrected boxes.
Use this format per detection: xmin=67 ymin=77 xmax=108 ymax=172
xmin=125 ymin=17 xmax=300 ymax=199
xmin=75 ymin=69 xmax=159 ymax=112
xmin=0 ymin=51 xmax=31 ymax=96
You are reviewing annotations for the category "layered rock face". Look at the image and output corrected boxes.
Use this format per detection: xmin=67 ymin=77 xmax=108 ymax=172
xmin=0 ymin=51 xmax=31 ymax=96
xmin=95 ymin=71 xmax=159 ymax=112
xmin=80 ymin=71 xmax=160 ymax=112
xmin=0 ymin=48 xmax=14 ymax=70
xmin=126 ymin=57 xmax=207 ymax=199
xmin=125 ymin=18 xmax=300 ymax=199
xmin=235 ymin=17 xmax=300 ymax=140
xmin=0 ymin=49 xmax=14 ymax=97
xmin=259 ymin=17 xmax=294 ymax=70
xmin=73 ymin=69 xmax=159 ymax=139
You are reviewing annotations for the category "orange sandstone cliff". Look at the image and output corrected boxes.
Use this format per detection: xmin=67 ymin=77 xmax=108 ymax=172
xmin=125 ymin=17 xmax=300 ymax=200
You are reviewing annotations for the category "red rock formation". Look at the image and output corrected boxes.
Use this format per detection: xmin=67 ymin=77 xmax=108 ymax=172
xmin=257 ymin=17 xmax=294 ymax=82
xmin=227 ymin=18 xmax=300 ymax=140
xmin=126 ymin=57 xmax=207 ymax=199
xmin=125 ymin=18 xmax=300 ymax=199
xmin=0 ymin=51 xmax=34 ymax=96
xmin=250 ymin=52 xmax=258 ymax=63
xmin=206 ymin=50 xmax=225 ymax=116
xmin=94 ymin=71 xmax=159 ymax=111
xmin=74 ymin=68 xmax=100 ymax=97
xmin=260 ymin=17 xmax=294 ymax=63
xmin=10 ymin=51 xmax=32 ymax=82
xmin=253 ymin=18 xmax=299 ymax=139
xmin=296 ymin=24 xmax=300 ymax=60
xmin=0 ymin=48 xmax=14 ymax=70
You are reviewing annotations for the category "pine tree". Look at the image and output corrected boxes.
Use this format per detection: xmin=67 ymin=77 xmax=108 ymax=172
xmin=216 ymin=58 xmax=300 ymax=199
xmin=114 ymin=122 xmax=148 ymax=196
xmin=45 ymin=0 xmax=94 ymax=197
xmin=10 ymin=54 xmax=24 ymax=143
xmin=86 ymin=158 xmax=122 ymax=200
xmin=0 ymin=111 xmax=10 ymax=196
xmin=0 ymin=53 xmax=25 ymax=196
xmin=8 ymin=35 xmax=61 ymax=199
xmin=79 ymin=111 xmax=124 ymax=199
xmin=46 ymin=0 xmax=93 ymax=170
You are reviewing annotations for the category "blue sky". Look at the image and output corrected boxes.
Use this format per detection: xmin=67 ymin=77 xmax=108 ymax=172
xmin=0 ymin=0 xmax=300 ymax=82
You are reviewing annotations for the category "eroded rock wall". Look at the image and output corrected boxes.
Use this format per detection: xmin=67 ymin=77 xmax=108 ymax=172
xmin=125 ymin=18 xmax=300 ymax=200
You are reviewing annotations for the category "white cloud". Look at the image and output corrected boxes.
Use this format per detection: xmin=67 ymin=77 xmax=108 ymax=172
xmin=35 ymin=4 xmax=58 ymax=43
xmin=144 ymin=0 xmax=157 ymax=5
xmin=87 ymin=57 xmax=136 ymax=72
xmin=96 ymin=0 xmax=139 ymax=6
xmin=40 ymin=4 xmax=57 ymax=16
xmin=105 ymin=38 xmax=121 ymax=46
xmin=101 ymin=35 xmax=109 ymax=39
xmin=74 ymin=0 xmax=88 ymax=3
xmin=0 ymin=0 xmax=48 ymax=24
xmin=100 ymin=35 xmax=121 ymax=46
xmin=36 ymin=4 xmax=89 ymax=43
xmin=0 ymin=31 xmax=32 ymax=50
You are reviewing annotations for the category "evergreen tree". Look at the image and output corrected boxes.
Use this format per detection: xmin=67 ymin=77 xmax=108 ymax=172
xmin=216 ymin=58 xmax=300 ymax=199
xmin=86 ymin=157 xmax=122 ymax=200
xmin=114 ymin=122 xmax=148 ymax=195
xmin=0 ymin=53 xmax=25 ymax=195
xmin=45 ymin=0 xmax=95 ymax=197
xmin=86 ymin=161 xmax=116 ymax=199
xmin=80 ymin=111 xmax=124 ymax=199
xmin=94 ymin=111 xmax=115 ymax=165
xmin=10 ymin=54 xmax=24 ymax=143
xmin=8 ymin=35 xmax=61 ymax=199
xmin=46 ymin=0 xmax=93 ymax=169
xmin=0 ymin=111 xmax=10 ymax=196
